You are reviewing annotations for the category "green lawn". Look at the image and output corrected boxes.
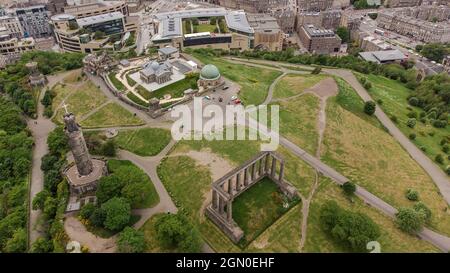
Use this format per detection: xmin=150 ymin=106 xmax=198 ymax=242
xmin=115 ymin=128 xmax=172 ymax=156
xmin=271 ymin=94 xmax=320 ymax=155
xmin=53 ymin=81 xmax=108 ymax=124
xmin=361 ymin=73 xmax=450 ymax=171
xmin=273 ymin=74 xmax=327 ymax=99
xmin=192 ymin=53 xmax=282 ymax=105
xmin=51 ymin=83 xmax=75 ymax=111
xmin=233 ymin=177 xmax=299 ymax=247
xmin=127 ymin=91 xmax=149 ymax=107
xmin=80 ymin=102 xmax=144 ymax=128
xmin=195 ymin=24 xmax=217 ymax=33
xmin=107 ymin=159 xmax=160 ymax=209
xmin=108 ymin=72 xmax=126 ymax=91
xmin=63 ymin=69 xmax=83 ymax=83
xmin=136 ymin=74 xmax=198 ymax=100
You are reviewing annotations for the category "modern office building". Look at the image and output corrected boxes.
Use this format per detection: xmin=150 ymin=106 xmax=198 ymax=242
xmin=217 ymin=0 xmax=289 ymax=13
xmin=298 ymin=24 xmax=341 ymax=54
xmin=63 ymin=0 xmax=129 ymax=19
xmin=0 ymin=14 xmax=23 ymax=38
xmin=51 ymin=11 xmax=131 ymax=53
xmin=247 ymin=14 xmax=283 ymax=51
xmin=152 ymin=8 xmax=284 ymax=52
xmin=14 ymin=5 xmax=52 ymax=38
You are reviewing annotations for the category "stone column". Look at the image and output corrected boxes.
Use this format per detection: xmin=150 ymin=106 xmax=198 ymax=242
xmin=227 ymin=201 xmax=232 ymax=222
xmin=279 ymin=162 xmax=285 ymax=183
xmin=212 ymin=190 xmax=218 ymax=210
xmin=252 ymin=162 xmax=257 ymax=181
xmin=271 ymin=155 xmax=277 ymax=178
xmin=259 ymin=157 xmax=264 ymax=176
xmin=236 ymin=172 xmax=241 ymax=192
xmin=265 ymin=153 xmax=270 ymax=174
xmin=228 ymin=178 xmax=233 ymax=196
xmin=219 ymin=196 xmax=225 ymax=215
xmin=243 ymin=168 xmax=249 ymax=187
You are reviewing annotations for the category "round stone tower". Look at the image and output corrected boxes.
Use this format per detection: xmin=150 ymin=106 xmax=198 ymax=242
xmin=63 ymin=112 xmax=93 ymax=176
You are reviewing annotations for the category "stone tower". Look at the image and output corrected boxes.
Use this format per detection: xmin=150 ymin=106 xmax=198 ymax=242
xmin=63 ymin=112 xmax=93 ymax=176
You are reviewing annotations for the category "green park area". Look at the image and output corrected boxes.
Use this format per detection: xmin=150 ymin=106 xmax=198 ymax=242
xmin=108 ymin=72 xmax=126 ymax=92
xmin=80 ymin=103 xmax=144 ymax=128
xmin=50 ymin=78 xmax=144 ymax=128
xmin=360 ymin=73 xmax=450 ymax=172
xmin=115 ymin=128 xmax=172 ymax=156
xmin=273 ymin=74 xmax=327 ymax=99
xmin=192 ymin=52 xmax=282 ymax=105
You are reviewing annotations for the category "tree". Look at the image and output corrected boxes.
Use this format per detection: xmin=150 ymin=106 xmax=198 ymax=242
xmin=117 ymin=227 xmax=145 ymax=253
xmin=3 ymin=228 xmax=27 ymax=253
xmin=342 ymin=182 xmax=356 ymax=195
xmin=30 ymin=237 xmax=53 ymax=253
xmin=47 ymin=126 xmax=68 ymax=155
xmin=96 ymin=175 xmax=125 ymax=204
xmin=418 ymin=43 xmax=449 ymax=63
xmin=405 ymin=189 xmax=419 ymax=201
xmin=43 ymin=196 xmax=58 ymax=219
xmin=155 ymin=214 xmax=202 ymax=252
xmin=79 ymin=203 xmax=96 ymax=220
xmin=40 ymin=154 xmax=58 ymax=172
xmin=89 ymin=207 xmax=106 ymax=227
xmin=121 ymin=182 xmax=151 ymax=208
xmin=395 ymin=207 xmax=425 ymax=234
xmin=101 ymin=140 xmax=116 ymax=157
xmin=435 ymin=154 xmax=444 ymax=164
xmin=319 ymin=201 xmax=380 ymax=251
xmin=311 ymin=66 xmax=322 ymax=74
xmin=336 ymin=27 xmax=350 ymax=43
xmin=32 ymin=190 xmax=51 ymax=210
xmin=101 ymin=197 xmax=131 ymax=231
xmin=364 ymin=101 xmax=376 ymax=115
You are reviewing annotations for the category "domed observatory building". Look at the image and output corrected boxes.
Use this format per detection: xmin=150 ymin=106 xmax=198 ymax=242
xmin=197 ymin=64 xmax=224 ymax=92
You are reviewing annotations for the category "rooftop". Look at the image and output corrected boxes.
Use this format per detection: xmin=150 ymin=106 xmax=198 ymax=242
xmin=359 ymin=49 xmax=406 ymax=63
xmin=302 ymin=24 xmax=335 ymax=38
xmin=76 ymin=11 xmax=124 ymax=27
xmin=247 ymin=14 xmax=281 ymax=33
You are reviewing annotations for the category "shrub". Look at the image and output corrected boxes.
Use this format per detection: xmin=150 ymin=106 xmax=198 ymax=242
xmin=433 ymin=120 xmax=447 ymax=128
xmin=442 ymin=145 xmax=449 ymax=154
xmin=155 ymin=213 xmax=202 ymax=252
xmin=311 ymin=66 xmax=322 ymax=74
xmin=440 ymin=139 xmax=448 ymax=146
xmin=89 ymin=207 xmax=106 ymax=227
xmin=435 ymin=154 xmax=444 ymax=164
xmin=101 ymin=140 xmax=116 ymax=157
xmin=405 ymin=189 xmax=419 ymax=201
xmin=376 ymin=99 xmax=383 ymax=105
xmin=363 ymin=81 xmax=372 ymax=90
xmin=395 ymin=207 xmax=425 ymax=234
xmin=408 ymin=97 xmax=419 ymax=106
xmin=364 ymin=101 xmax=376 ymax=115
xmin=407 ymin=111 xmax=418 ymax=119
xmin=413 ymin=202 xmax=432 ymax=222
xmin=390 ymin=115 xmax=398 ymax=123
xmin=406 ymin=118 xmax=416 ymax=128
xmin=409 ymin=133 xmax=416 ymax=140
xmin=446 ymin=166 xmax=450 ymax=175
xmin=342 ymin=182 xmax=356 ymax=195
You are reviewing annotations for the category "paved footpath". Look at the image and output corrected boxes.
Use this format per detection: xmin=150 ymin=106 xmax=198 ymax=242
xmin=26 ymin=72 xmax=70 ymax=247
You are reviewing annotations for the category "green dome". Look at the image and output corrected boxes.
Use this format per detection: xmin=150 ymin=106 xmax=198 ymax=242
xmin=200 ymin=64 xmax=220 ymax=80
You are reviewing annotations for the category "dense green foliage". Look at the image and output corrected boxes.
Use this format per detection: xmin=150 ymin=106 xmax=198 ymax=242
xmin=101 ymin=197 xmax=131 ymax=231
xmin=409 ymin=73 xmax=450 ymax=127
xmin=364 ymin=101 xmax=376 ymax=115
xmin=117 ymin=227 xmax=145 ymax=253
xmin=0 ymin=51 xmax=84 ymax=116
xmin=405 ymin=189 xmax=419 ymax=201
xmin=0 ymin=97 xmax=32 ymax=252
xmin=342 ymin=182 xmax=356 ymax=195
xmin=154 ymin=213 xmax=202 ymax=252
xmin=319 ymin=201 xmax=380 ymax=252
xmin=416 ymin=43 xmax=450 ymax=63
xmin=336 ymin=27 xmax=350 ymax=43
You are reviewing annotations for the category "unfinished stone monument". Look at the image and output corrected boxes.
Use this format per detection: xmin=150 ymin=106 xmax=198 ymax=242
xmin=63 ymin=107 xmax=106 ymax=197
xmin=26 ymin=61 xmax=45 ymax=86
xmin=205 ymin=151 xmax=298 ymax=243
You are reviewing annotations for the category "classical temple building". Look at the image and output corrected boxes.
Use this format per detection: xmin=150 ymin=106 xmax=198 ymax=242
xmin=63 ymin=110 xmax=106 ymax=197
xmin=139 ymin=60 xmax=173 ymax=84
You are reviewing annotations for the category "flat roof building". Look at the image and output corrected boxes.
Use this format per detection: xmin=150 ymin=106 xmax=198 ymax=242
xmin=359 ymin=49 xmax=407 ymax=64
xmin=298 ymin=24 xmax=341 ymax=54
